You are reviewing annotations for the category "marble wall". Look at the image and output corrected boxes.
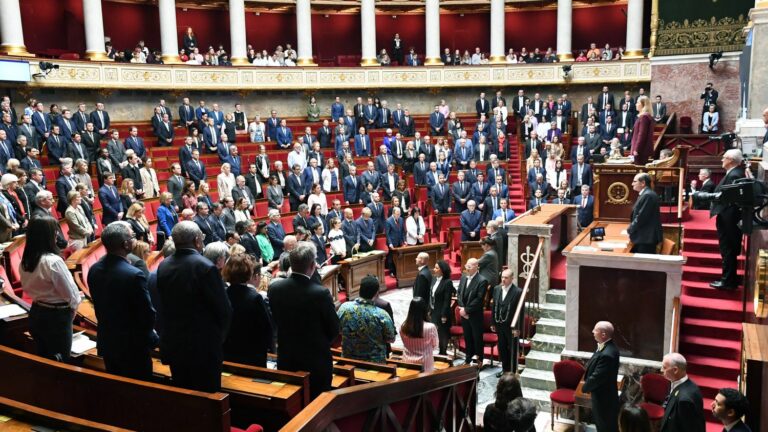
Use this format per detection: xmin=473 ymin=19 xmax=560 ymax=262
xmin=6 ymin=84 xmax=648 ymax=123
xmin=651 ymin=57 xmax=741 ymax=132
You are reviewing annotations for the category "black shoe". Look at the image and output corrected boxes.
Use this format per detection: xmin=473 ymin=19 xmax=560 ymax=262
xmin=710 ymin=280 xmax=725 ymax=289
xmin=495 ymin=371 xmax=507 ymax=378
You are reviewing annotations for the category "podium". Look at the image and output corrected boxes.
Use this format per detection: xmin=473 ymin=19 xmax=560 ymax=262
xmin=592 ymin=164 xmax=644 ymax=221
xmin=391 ymin=243 xmax=446 ymax=288
xmin=339 ymin=251 xmax=386 ymax=300
xmin=319 ymin=265 xmax=340 ymax=306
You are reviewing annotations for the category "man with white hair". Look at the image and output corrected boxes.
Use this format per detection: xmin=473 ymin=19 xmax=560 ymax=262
xmin=698 ymin=149 xmax=746 ymax=291
xmin=55 ymin=158 xmax=77 ymax=214
xmin=266 ymin=209 xmax=286 ymax=256
xmin=456 ymin=257 xmax=488 ymax=366
xmin=660 ymin=353 xmax=705 ymax=432
xmin=582 ymin=321 xmax=620 ymax=432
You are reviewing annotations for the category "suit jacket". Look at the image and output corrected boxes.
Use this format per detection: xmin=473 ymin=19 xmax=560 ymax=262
xmin=355 ymin=216 xmax=376 ymax=244
xmin=90 ymin=110 xmax=111 ymax=132
xmin=55 ymin=176 xmax=75 ymax=214
xmin=475 ymin=98 xmax=490 ymax=117
xmin=89 ymin=254 xmax=156 ymax=359
xmin=46 ymin=135 xmax=66 ymax=165
xmin=367 ymin=202 xmax=386 ymax=234
xmin=431 ymin=183 xmax=451 ymax=214
xmin=317 ymin=125 xmax=332 ymax=148
xmin=343 ymin=175 xmax=363 ymax=204
xmin=361 ymin=170 xmax=381 ymax=190
xmin=186 ymin=159 xmax=206 ymax=186
xmin=711 ymin=166 xmax=746 ymax=218
xmin=223 ymin=282 xmax=272 ymax=366
xmin=157 ymin=249 xmax=232 ymax=373
xmin=80 ymin=130 xmax=100 ymax=160
xmin=98 ymin=184 xmax=123 ymax=225
xmin=431 ymin=278 xmax=454 ymax=324
xmin=268 ymin=273 xmax=339 ymax=397
xmin=660 ymin=378 xmax=705 ymax=432
xmin=570 ymin=164 xmax=593 ymax=191
xmin=67 ymin=140 xmax=88 ymax=162
xmin=478 ymin=249 xmax=499 ymax=287
xmin=413 ymin=266 xmax=433 ymax=304
xmin=524 ymin=139 xmax=545 ymax=159
xmin=354 ymin=134 xmax=372 ymax=157
xmin=121 ymin=164 xmax=144 ymax=192
xmin=652 ymin=102 xmax=668 ymax=121
xmin=385 ymin=216 xmax=405 ymax=247
xmin=193 ymin=215 xmax=218 ymax=245
xmin=275 ymin=126 xmax=293 ymax=148
xmin=31 ymin=111 xmax=51 ymax=137
xmin=457 ymin=273 xmax=488 ymax=315
xmin=573 ymin=195 xmax=595 ymax=227
xmin=460 ymin=210 xmax=483 ymax=241
xmin=582 ymin=339 xmax=620 ymax=429
xmin=266 ymin=222 xmax=286 ymax=257
xmin=596 ymin=93 xmax=615 ymax=111
xmin=628 ymin=188 xmax=663 ymax=246
xmin=377 ymin=108 xmax=391 ymax=128
xmin=492 ymin=284 xmax=522 ymax=328
xmin=452 ymin=181 xmax=472 ymax=211
xmin=106 ymin=139 xmax=126 ymax=168
xmin=17 ymin=122 xmax=39 ymax=150
xmin=286 ymin=174 xmax=304 ymax=206
xmin=399 ymin=116 xmax=415 ymax=137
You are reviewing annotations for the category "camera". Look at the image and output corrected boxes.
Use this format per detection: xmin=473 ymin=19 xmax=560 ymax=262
xmin=694 ymin=178 xmax=768 ymax=234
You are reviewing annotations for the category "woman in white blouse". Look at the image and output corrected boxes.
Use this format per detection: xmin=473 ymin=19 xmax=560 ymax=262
xmin=248 ymin=115 xmax=266 ymax=143
xmin=217 ymin=163 xmax=236 ymax=200
xmin=73 ymin=159 xmax=94 ymax=199
xmin=306 ymin=183 xmax=328 ymax=216
xmin=405 ymin=207 xmax=426 ymax=245
xmin=233 ymin=197 xmax=250 ymax=223
xmin=505 ymin=49 xmax=518 ymax=64
xmin=21 ymin=216 xmax=81 ymax=361
xmin=326 ymin=217 xmax=346 ymax=264
xmin=702 ymin=104 xmax=719 ymax=133
xmin=547 ymin=159 xmax=568 ymax=195
xmin=494 ymin=100 xmax=509 ymax=127
xmin=139 ymin=157 xmax=160 ymax=198
xmin=321 ymin=158 xmax=340 ymax=193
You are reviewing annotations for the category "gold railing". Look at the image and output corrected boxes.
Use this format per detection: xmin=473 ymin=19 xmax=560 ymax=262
xmin=511 ymin=237 xmax=545 ymax=362
xmin=669 ymin=296 xmax=681 ymax=353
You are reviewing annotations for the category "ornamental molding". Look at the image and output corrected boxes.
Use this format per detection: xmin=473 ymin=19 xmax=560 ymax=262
xmin=19 ymin=59 xmax=651 ymax=91
xmin=655 ymin=15 xmax=748 ymax=56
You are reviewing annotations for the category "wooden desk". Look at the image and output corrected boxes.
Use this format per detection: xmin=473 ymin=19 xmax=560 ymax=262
xmin=391 ymin=243 xmax=446 ymax=288
xmin=507 ymin=204 xmax=577 ymax=297
xmin=0 ymin=395 xmax=130 ymax=432
xmin=339 ymin=251 xmax=385 ymax=300
xmin=573 ymin=380 xmax=623 ymax=432
xmin=741 ymin=323 xmax=768 ymax=432
xmin=319 ymin=264 xmax=340 ymax=305
xmin=460 ymin=241 xmax=484 ymax=266
xmin=562 ymin=221 xmax=685 ymax=361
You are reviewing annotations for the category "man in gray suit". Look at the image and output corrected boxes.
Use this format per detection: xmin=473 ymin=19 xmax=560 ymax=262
xmin=477 ymin=237 xmax=499 ymax=287
xmin=652 ymin=95 xmax=668 ymax=123
xmin=167 ymin=163 xmax=185 ymax=210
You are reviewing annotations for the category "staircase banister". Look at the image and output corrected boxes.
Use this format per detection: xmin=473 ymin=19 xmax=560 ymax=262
xmin=511 ymin=237 xmax=545 ymax=329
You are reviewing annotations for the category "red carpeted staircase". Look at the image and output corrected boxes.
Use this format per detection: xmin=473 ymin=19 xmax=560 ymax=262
xmin=679 ymin=209 xmax=744 ymax=430
xmin=506 ymin=135 xmax=527 ymax=216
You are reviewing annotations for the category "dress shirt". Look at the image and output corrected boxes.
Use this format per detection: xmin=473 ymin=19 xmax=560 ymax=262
xmin=20 ymin=254 xmax=81 ymax=309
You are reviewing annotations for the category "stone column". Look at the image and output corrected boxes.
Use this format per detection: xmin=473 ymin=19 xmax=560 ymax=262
xmin=0 ymin=0 xmax=32 ymax=56
xmin=295 ymin=0 xmax=316 ymax=66
xmin=83 ymin=0 xmax=109 ymax=61
xmin=488 ymin=0 xmax=505 ymax=64
xmin=556 ymin=0 xmax=573 ymax=61
xmin=360 ymin=0 xmax=377 ymax=66
xmin=229 ymin=0 xmax=248 ymax=65
xmin=158 ymin=0 xmax=180 ymax=64
xmin=424 ymin=0 xmax=443 ymax=65
xmin=624 ymin=0 xmax=644 ymax=58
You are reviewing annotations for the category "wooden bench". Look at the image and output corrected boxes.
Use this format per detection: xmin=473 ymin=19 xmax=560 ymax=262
xmin=0 ymin=344 xmax=232 ymax=432
xmin=0 ymin=395 xmax=130 ymax=432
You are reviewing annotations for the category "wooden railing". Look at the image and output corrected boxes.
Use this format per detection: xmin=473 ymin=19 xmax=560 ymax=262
xmin=280 ymin=366 xmax=478 ymax=432
xmin=669 ymin=296 xmax=681 ymax=353
xmin=512 ymin=237 xmax=545 ymax=337
xmin=659 ymin=133 xmax=725 ymax=157
xmin=653 ymin=112 xmax=677 ymax=158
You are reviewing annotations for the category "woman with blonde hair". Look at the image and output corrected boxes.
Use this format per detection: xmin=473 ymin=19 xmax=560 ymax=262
xmin=217 ymin=163 xmax=236 ymax=200
xmin=132 ymin=240 xmax=151 ymax=262
xmin=119 ymin=178 xmax=137 ymax=212
xmin=321 ymin=158 xmax=340 ymax=193
xmin=125 ymin=201 xmax=154 ymax=246
xmin=525 ymin=148 xmax=542 ymax=172
xmin=140 ymin=157 xmax=160 ymax=198
xmin=630 ymin=95 xmax=654 ymax=164
xmin=64 ymin=190 xmax=92 ymax=251
xmin=197 ymin=181 xmax=213 ymax=209
xmin=73 ymin=159 xmax=94 ymax=198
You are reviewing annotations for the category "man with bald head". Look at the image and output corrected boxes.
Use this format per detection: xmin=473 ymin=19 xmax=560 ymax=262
xmin=457 ymin=257 xmax=488 ymax=366
xmin=660 ymin=353 xmax=705 ymax=432
xmin=582 ymin=321 xmax=620 ymax=432
xmin=412 ymin=252 xmax=432 ymax=305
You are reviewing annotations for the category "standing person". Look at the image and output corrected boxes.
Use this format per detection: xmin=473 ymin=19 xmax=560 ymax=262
xmin=491 ymin=269 xmax=523 ymax=376
xmin=630 ymin=96 xmax=654 ymax=165
xmin=697 ymin=149 xmax=746 ymax=291
xmin=660 ymin=353 xmax=705 ymax=432
xmin=88 ymin=222 xmax=157 ymax=380
xmin=268 ymin=242 xmax=339 ymax=399
xmin=582 ymin=321 xmax=620 ymax=432
xmin=157 ymin=221 xmax=232 ymax=392
xmin=400 ymin=297 xmax=439 ymax=372
xmin=456 ymin=258 xmax=488 ymax=366
xmin=336 ymin=275 xmax=396 ymax=363
xmin=412 ymin=252 xmax=432 ymax=302
xmin=628 ymin=173 xmax=663 ymax=254
xmin=430 ymin=260 xmax=454 ymax=355
xmin=20 ymin=216 xmax=81 ymax=361
xmin=478 ymin=237 xmax=500 ymax=287
xmin=711 ymin=388 xmax=751 ymax=432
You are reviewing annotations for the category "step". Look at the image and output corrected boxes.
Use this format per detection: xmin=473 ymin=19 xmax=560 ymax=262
xmin=519 ymin=367 xmax=557 ymax=392
xmin=517 ymin=387 xmax=552 ymax=411
xmin=680 ymin=335 xmax=741 ymax=361
xmin=681 ymin=280 xmax=743 ymax=300
xmin=683 ymin=237 xmax=721 ymax=253
xmin=687 ymin=374 xmax=738 ymax=399
xmin=680 ymin=295 xmax=744 ymax=322
xmin=684 ymin=354 xmax=741 ymax=381
xmin=538 ymin=302 xmax=566 ymax=321
xmin=683 ymin=250 xmax=745 ymax=267
xmin=536 ymin=318 xmax=566 ymax=337
xmin=530 ymin=333 xmax=566 ymax=353
xmin=545 ymin=289 xmax=566 ymax=305
xmin=523 ymin=350 xmax=562 ymax=371
xmin=681 ymin=317 xmax=743 ymax=340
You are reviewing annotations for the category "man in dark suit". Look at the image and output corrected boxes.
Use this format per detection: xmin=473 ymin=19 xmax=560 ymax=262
xmin=155 ymin=114 xmax=174 ymax=147
xmin=512 ymin=89 xmax=529 ymax=119
xmin=573 ymin=185 xmax=595 ymax=228
xmin=193 ymin=202 xmax=219 ymax=245
xmin=457 ymin=258 xmax=488 ymax=365
xmin=698 ymin=149 xmax=746 ymax=291
xmin=399 ymin=109 xmax=415 ymax=137
xmin=17 ymin=115 xmax=39 ymax=151
xmin=362 ymin=99 xmax=378 ymax=131
xmin=524 ymin=131 xmax=545 ymax=159
xmin=354 ymin=127 xmax=372 ymax=157
xmin=343 ymin=165 xmax=363 ymax=204
xmin=690 ymin=168 xmax=715 ymax=210
xmin=157 ymin=221 xmax=232 ymax=392
xmin=265 ymin=111 xmax=281 ymax=142
xmin=167 ymin=163 xmax=185 ymax=209
xmin=178 ymin=98 xmax=196 ymax=133
xmin=356 ymin=208 xmax=376 ymax=252
xmin=90 ymin=103 xmax=110 ymax=137
xmin=475 ymin=92 xmax=490 ymax=118
xmin=460 ymin=201 xmax=483 ymax=241
xmin=452 ymin=171 xmax=471 ymax=213
xmin=292 ymin=204 xmax=311 ymax=233
xmin=582 ymin=321 xmax=620 ymax=432
xmin=266 ymin=210 xmax=287 ymax=257
xmin=491 ymin=90 xmax=506 ymax=110
xmin=286 ymin=165 xmax=306 ymax=211
xmin=375 ymin=145 xmax=393 ymax=174
xmin=385 ymin=207 xmax=405 ymax=276
xmin=711 ymin=388 xmax=752 ymax=432
xmin=628 ymin=173 xmax=663 ymax=254
xmin=186 ymin=149 xmax=206 ymax=189
xmin=491 ymin=269 xmax=523 ymax=376
xmin=361 ymin=161 xmax=381 ymax=190
xmin=478 ymin=237 xmax=499 ymax=287
xmin=412 ymin=154 xmax=428 ymax=186
xmin=429 ymin=105 xmax=446 ymax=136
xmin=317 ymin=120 xmax=332 ymax=148
xmin=88 ymin=222 xmax=157 ymax=380
xmin=367 ymin=193 xmax=386 ymax=234
xmin=570 ymin=155 xmax=593 ymax=195
xmin=653 ymin=95 xmax=668 ymax=123
xmin=660 ymin=353 xmax=705 ymax=432
xmin=99 ymin=173 xmax=126 ymax=226
xmin=431 ymin=174 xmax=451 ymax=215
xmin=412 ymin=252 xmax=433 ymax=303
xmin=597 ymin=87 xmax=614 ymax=113
xmin=380 ymin=164 xmax=399 ymax=201
xmin=268 ymin=242 xmax=339 ymax=399
xmin=570 ymin=136 xmax=591 ymax=165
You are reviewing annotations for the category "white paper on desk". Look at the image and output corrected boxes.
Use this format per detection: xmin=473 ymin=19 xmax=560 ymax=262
xmin=597 ymin=242 xmax=628 ymax=250
xmin=572 ymin=246 xmax=599 ymax=252
xmin=620 ymin=229 xmax=628 ymax=236
xmin=0 ymin=304 xmax=26 ymax=319
xmin=71 ymin=333 xmax=97 ymax=355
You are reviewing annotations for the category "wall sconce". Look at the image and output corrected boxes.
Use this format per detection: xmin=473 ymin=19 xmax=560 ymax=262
xmin=392 ymin=15 xmax=397 ymax=19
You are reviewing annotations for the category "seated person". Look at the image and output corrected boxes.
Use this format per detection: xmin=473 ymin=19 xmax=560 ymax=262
xmin=336 ymin=275 xmax=396 ymax=363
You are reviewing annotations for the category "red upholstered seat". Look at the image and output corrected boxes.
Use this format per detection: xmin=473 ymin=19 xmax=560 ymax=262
xmin=639 ymin=402 xmax=665 ymax=420
xmin=549 ymin=388 xmax=575 ymax=404
xmin=482 ymin=310 xmax=497 ymax=364
xmin=449 ymin=306 xmax=463 ymax=357
xmin=640 ymin=373 xmax=669 ymax=421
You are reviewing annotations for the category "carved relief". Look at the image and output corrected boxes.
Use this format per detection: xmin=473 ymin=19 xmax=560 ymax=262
xmin=121 ymin=69 xmax=171 ymax=83
xmin=656 ymin=15 xmax=747 ymax=56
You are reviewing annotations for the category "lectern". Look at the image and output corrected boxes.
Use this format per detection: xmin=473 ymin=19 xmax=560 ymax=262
xmin=339 ymin=251 xmax=386 ymax=300
xmin=391 ymin=243 xmax=446 ymax=288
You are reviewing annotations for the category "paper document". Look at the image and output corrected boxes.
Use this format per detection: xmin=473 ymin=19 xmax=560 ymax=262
xmin=71 ymin=333 xmax=97 ymax=355
xmin=0 ymin=304 xmax=26 ymax=319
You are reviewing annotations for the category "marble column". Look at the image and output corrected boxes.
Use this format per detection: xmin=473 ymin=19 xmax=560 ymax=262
xmin=746 ymin=7 xmax=768 ymax=118
xmin=556 ymin=0 xmax=573 ymax=61
xmin=624 ymin=0 xmax=644 ymax=58
xmin=229 ymin=0 xmax=249 ymax=65
xmin=424 ymin=0 xmax=443 ymax=65
xmin=295 ymin=0 xmax=316 ymax=66
xmin=360 ymin=0 xmax=378 ymax=66
xmin=0 ymin=0 xmax=32 ymax=56
xmin=488 ymin=0 xmax=505 ymax=64
xmin=83 ymin=0 xmax=109 ymax=61
xmin=158 ymin=0 xmax=180 ymax=64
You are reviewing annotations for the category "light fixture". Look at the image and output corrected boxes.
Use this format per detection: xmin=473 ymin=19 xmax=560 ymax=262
xmin=34 ymin=62 xmax=59 ymax=79
xmin=561 ymin=64 xmax=572 ymax=79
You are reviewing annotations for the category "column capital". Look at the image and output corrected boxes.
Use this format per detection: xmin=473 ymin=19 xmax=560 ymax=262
xmin=0 ymin=0 xmax=33 ymax=57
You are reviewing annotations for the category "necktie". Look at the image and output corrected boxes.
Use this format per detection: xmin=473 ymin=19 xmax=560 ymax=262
xmin=210 ymin=127 xmax=217 ymax=144
xmin=582 ymin=198 xmax=586 ymax=208
xmin=111 ymin=186 xmax=116 ymax=198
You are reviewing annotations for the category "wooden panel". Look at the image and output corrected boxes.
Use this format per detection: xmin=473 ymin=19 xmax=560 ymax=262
xmin=592 ymin=164 xmax=643 ymax=222
xmin=339 ymin=251 xmax=385 ymax=300
xmin=391 ymin=243 xmax=446 ymax=289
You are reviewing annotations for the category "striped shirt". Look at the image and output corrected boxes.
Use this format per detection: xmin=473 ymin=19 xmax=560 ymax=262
xmin=401 ymin=322 xmax=439 ymax=372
